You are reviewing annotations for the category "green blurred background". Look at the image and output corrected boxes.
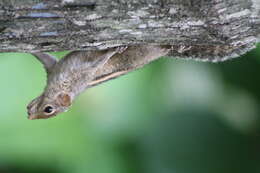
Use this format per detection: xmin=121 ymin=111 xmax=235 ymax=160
xmin=0 ymin=45 xmax=260 ymax=173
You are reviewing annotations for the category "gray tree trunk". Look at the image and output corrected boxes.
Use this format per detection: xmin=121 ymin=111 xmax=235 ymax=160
xmin=0 ymin=0 xmax=259 ymax=61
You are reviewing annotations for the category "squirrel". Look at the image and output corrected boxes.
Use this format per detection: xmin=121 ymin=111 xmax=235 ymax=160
xmin=27 ymin=45 xmax=171 ymax=120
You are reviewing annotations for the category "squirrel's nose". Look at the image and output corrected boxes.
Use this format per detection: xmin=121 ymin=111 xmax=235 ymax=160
xmin=27 ymin=109 xmax=35 ymax=120
xmin=27 ymin=103 xmax=32 ymax=110
xmin=27 ymin=107 xmax=32 ymax=116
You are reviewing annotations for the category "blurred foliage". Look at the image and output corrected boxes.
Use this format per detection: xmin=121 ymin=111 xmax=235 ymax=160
xmin=0 ymin=44 xmax=260 ymax=173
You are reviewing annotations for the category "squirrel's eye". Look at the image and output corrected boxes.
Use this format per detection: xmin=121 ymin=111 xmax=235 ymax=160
xmin=44 ymin=106 xmax=54 ymax=114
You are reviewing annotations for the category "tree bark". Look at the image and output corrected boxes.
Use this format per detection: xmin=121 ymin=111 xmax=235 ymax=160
xmin=0 ymin=0 xmax=259 ymax=61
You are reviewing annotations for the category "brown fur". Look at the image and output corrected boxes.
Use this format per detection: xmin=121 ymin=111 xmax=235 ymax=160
xmin=27 ymin=45 xmax=170 ymax=120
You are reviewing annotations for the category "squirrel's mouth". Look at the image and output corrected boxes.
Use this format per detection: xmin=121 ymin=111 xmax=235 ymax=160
xmin=28 ymin=113 xmax=57 ymax=120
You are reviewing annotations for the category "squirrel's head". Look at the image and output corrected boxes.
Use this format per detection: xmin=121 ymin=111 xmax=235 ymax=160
xmin=27 ymin=92 xmax=71 ymax=120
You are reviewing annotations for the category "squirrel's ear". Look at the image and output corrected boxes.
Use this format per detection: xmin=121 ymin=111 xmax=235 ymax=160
xmin=57 ymin=93 xmax=71 ymax=107
xmin=31 ymin=53 xmax=58 ymax=74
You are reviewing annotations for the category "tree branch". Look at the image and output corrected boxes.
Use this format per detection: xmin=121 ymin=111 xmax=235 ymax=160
xmin=0 ymin=0 xmax=259 ymax=61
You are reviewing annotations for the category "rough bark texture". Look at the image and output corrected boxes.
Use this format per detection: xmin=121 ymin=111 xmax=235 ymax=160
xmin=0 ymin=0 xmax=259 ymax=61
